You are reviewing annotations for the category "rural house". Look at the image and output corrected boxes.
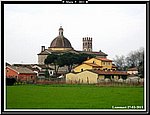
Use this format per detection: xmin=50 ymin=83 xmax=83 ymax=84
xmin=127 ymin=67 xmax=138 ymax=75
xmin=66 ymin=70 xmax=128 ymax=84
xmin=66 ymin=57 xmax=128 ymax=84
xmin=12 ymin=64 xmax=54 ymax=81
xmin=31 ymin=64 xmax=54 ymax=80
xmin=6 ymin=65 xmax=37 ymax=83
xmin=73 ymin=57 xmax=117 ymax=72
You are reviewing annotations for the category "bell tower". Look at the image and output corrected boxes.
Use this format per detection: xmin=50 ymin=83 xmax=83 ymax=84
xmin=59 ymin=26 xmax=63 ymax=36
xmin=83 ymin=37 xmax=92 ymax=51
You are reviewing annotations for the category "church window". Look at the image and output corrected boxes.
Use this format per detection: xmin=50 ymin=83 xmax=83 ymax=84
xmin=84 ymin=48 xmax=87 ymax=51
xmin=88 ymin=48 xmax=91 ymax=51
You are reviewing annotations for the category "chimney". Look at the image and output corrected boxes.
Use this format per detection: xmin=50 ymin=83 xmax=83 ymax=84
xmin=41 ymin=46 xmax=45 ymax=52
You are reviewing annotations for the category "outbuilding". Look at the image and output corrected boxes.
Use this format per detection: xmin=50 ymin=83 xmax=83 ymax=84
xmin=6 ymin=66 xmax=37 ymax=83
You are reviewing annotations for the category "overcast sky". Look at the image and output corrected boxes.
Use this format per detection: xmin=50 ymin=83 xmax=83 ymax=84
xmin=4 ymin=4 xmax=146 ymax=64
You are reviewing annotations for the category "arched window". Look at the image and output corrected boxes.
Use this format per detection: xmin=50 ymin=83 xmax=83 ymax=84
xmin=88 ymin=48 xmax=92 ymax=51
xmin=84 ymin=48 xmax=87 ymax=51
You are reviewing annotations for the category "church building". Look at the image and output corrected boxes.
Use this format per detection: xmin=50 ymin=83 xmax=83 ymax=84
xmin=37 ymin=26 xmax=107 ymax=64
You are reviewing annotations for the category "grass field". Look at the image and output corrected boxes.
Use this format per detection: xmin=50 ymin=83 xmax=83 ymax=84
xmin=6 ymin=84 xmax=144 ymax=109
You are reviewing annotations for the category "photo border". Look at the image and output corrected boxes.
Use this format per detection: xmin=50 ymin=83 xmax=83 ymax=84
xmin=1 ymin=0 xmax=149 ymax=114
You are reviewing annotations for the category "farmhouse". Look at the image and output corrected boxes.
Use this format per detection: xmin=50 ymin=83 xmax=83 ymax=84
xmin=127 ymin=67 xmax=138 ymax=75
xmin=31 ymin=64 xmax=54 ymax=78
xmin=66 ymin=70 xmax=128 ymax=84
xmin=73 ymin=57 xmax=117 ymax=72
xmin=66 ymin=57 xmax=128 ymax=84
xmin=6 ymin=65 xmax=37 ymax=83
xmin=12 ymin=64 xmax=55 ymax=81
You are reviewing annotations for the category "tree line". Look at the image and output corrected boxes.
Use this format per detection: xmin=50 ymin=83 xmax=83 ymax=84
xmin=44 ymin=53 xmax=95 ymax=77
xmin=113 ymin=47 xmax=144 ymax=77
xmin=44 ymin=47 xmax=144 ymax=78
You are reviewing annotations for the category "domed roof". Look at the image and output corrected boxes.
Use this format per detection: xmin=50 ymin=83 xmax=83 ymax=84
xmin=50 ymin=36 xmax=72 ymax=48
xmin=50 ymin=26 xmax=73 ymax=48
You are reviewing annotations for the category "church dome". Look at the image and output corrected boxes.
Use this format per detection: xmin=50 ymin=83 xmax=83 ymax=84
xmin=50 ymin=26 xmax=73 ymax=49
xmin=50 ymin=36 xmax=72 ymax=48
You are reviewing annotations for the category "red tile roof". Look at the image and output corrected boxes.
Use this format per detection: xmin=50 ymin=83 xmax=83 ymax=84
xmin=78 ymin=51 xmax=108 ymax=56
xmin=89 ymin=70 xmax=128 ymax=75
xmin=96 ymin=58 xmax=112 ymax=62
xmin=12 ymin=64 xmax=54 ymax=70
xmin=83 ymin=63 xmax=102 ymax=68
xmin=128 ymin=67 xmax=138 ymax=71
xmin=7 ymin=66 xmax=36 ymax=74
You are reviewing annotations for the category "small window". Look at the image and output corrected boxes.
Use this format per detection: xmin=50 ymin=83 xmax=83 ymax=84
xmin=84 ymin=48 xmax=87 ymax=51
xmin=81 ymin=69 xmax=83 ymax=72
xmin=93 ymin=61 xmax=95 ymax=64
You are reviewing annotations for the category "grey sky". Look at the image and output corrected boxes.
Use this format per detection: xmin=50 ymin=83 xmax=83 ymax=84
xmin=4 ymin=4 xmax=146 ymax=64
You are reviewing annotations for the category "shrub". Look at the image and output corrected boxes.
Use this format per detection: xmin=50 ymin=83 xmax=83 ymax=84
xmin=6 ymin=78 xmax=16 ymax=86
xmin=122 ymin=75 xmax=127 ymax=80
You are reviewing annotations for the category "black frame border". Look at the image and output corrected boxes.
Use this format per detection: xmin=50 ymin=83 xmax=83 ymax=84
xmin=1 ymin=0 xmax=149 ymax=114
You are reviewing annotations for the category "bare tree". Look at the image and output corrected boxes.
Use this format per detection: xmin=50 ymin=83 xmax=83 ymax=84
xmin=126 ymin=47 xmax=144 ymax=68
xmin=113 ymin=47 xmax=144 ymax=76
xmin=113 ymin=55 xmax=126 ymax=71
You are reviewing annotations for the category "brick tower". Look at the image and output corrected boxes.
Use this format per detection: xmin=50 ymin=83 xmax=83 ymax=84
xmin=83 ymin=37 xmax=92 ymax=51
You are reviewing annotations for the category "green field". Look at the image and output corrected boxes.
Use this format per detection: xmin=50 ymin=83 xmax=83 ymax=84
xmin=6 ymin=84 xmax=144 ymax=109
